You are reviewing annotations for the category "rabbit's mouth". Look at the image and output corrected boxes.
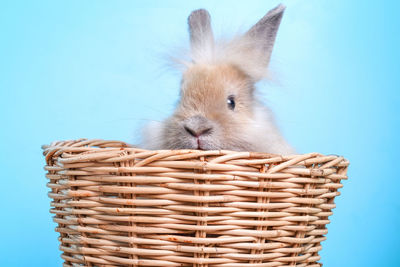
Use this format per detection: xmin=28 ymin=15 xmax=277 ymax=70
xmin=183 ymin=136 xmax=210 ymax=150
xmin=178 ymin=134 xmax=219 ymax=150
xmin=196 ymin=138 xmax=201 ymax=149
xmin=196 ymin=138 xmax=208 ymax=150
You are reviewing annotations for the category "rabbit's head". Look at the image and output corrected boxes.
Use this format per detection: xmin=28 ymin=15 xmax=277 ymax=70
xmin=143 ymin=4 xmax=292 ymax=153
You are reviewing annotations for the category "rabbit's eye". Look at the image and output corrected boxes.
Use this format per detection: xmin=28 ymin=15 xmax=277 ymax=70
xmin=227 ymin=95 xmax=235 ymax=110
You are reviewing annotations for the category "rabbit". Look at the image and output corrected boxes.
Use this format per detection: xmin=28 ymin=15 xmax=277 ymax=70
xmin=142 ymin=4 xmax=294 ymax=154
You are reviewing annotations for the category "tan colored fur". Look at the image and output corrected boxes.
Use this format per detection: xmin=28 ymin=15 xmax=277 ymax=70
xmin=180 ymin=64 xmax=252 ymax=119
xmin=141 ymin=5 xmax=294 ymax=154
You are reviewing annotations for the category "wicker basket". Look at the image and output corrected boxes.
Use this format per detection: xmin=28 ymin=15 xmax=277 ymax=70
xmin=43 ymin=139 xmax=348 ymax=267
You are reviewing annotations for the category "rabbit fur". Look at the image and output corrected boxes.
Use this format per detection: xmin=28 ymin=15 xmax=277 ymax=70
xmin=142 ymin=4 xmax=294 ymax=154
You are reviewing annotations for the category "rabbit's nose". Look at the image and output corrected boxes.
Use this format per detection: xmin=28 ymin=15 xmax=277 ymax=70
xmin=183 ymin=116 xmax=213 ymax=137
xmin=184 ymin=125 xmax=212 ymax=137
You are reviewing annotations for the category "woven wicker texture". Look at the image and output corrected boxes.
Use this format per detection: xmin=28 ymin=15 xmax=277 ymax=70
xmin=43 ymin=139 xmax=348 ymax=267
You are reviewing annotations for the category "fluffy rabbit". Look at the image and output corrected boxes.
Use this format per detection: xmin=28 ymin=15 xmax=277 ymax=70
xmin=142 ymin=4 xmax=294 ymax=154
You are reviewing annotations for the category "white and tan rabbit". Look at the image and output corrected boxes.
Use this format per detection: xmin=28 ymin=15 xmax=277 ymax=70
xmin=142 ymin=4 xmax=294 ymax=154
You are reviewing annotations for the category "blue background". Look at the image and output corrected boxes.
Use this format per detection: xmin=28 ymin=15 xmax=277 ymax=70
xmin=1 ymin=0 xmax=399 ymax=266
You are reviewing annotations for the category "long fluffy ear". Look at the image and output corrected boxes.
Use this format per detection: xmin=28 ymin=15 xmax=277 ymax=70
xmin=245 ymin=4 xmax=285 ymax=65
xmin=188 ymin=9 xmax=215 ymax=63
xmin=226 ymin=4 xmax=285 ymax=81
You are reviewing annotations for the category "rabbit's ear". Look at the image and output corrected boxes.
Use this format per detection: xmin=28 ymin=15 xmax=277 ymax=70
xmin=227 ymin=4 xmax=285 ymax=81
xmin=188 ymin=9 xmax=215 ymax=60
xmin=245 ymin=4 xmax=285 ymax=66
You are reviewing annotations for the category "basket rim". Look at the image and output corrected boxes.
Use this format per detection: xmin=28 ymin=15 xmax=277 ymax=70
xmin=42 ymin=138 xmax=349 ymax=168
